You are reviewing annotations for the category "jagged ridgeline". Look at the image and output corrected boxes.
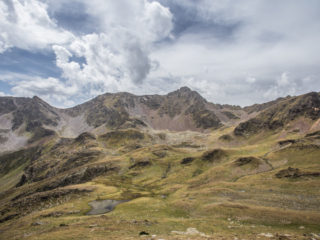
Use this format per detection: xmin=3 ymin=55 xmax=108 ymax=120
xmin=0 ymin=87 xmax=245 ymax=152
xmin=0 ymin=88 xmax=320 ymax=239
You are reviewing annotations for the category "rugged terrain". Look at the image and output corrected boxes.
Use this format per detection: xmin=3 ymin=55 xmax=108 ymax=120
xmin=0 ymin=87 xmax=320 ymax=240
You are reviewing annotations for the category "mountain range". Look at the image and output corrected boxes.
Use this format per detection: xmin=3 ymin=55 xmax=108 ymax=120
xmin=1 ymin=87 xmax=319 ymax=152
xmin=0 ymin=87 xmax=320 ymax=240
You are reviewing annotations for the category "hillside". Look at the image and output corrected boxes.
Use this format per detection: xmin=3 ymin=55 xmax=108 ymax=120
xmin=234 ymin=92 xmax=320 ymax=136
xmin=0 ymin=88 xmax=320 ymax=240
xmin=0 ymin=87 xmax=247 ymax=153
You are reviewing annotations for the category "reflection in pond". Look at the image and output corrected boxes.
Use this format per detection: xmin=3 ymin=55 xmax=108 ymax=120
xmin=86 ymin=199 xmax=129 ymax=215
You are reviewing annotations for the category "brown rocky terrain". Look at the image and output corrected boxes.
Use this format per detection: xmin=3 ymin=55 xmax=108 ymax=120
xmin=2 ymin=88 xmax=319 ymax=154
xmin=2 ymin=87 xmax=319 ymax=154
xmin=0 ymin=87 xmax=246 ymax=152
xmin=234 ymin=92 xmax=320 ymax=136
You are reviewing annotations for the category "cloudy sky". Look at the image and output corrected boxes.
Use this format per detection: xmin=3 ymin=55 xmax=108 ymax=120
xmin=0 ymin=0 xmax=320 ymax=107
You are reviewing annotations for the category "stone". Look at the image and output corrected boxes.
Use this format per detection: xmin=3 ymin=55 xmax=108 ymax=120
xmin=139 ymin=231 xmax=149 ymax=236
xmin=258 ymin=233 xmax=274 ymax=238
xmin=31 ymin=221 xmax=43 ymax=226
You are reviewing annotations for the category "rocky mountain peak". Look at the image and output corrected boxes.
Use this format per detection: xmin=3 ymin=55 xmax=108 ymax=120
xmin=167 ymin=86 xmax=205 ymax=102
xmin=32 ymin=96 xmax=42 ymax=101
xmin=178 ymin=86 xmax=192 ymax=92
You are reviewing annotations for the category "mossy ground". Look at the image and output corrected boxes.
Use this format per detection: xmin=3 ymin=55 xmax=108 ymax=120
xmin=0 ymin=128 xmax=320 ymax=240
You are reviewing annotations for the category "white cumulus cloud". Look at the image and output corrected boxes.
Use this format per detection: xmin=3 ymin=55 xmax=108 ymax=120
xmin=0 ymin=0 xmax=73 ymax=53
xmin=0 ymin=0 xmax=174 ymax=106
xmin=0 ymin=0 xmax=319 ymax=107
xmin=150 ymin=0 xmax=320 ymax=105
xmin=11 ymin=76 xmax=78 ymax=107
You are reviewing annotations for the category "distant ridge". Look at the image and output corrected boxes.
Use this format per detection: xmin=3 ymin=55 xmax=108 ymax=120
xmin=0 ymin=87 xmax=319 ymax=152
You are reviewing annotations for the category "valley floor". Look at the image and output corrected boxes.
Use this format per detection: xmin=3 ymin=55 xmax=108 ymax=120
xmin=1 ymin=128 xmax=320 ymax=240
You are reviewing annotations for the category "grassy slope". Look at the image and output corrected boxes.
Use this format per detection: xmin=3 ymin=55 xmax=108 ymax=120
xmin=0 ymin=128 xmax=320 ymax=240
